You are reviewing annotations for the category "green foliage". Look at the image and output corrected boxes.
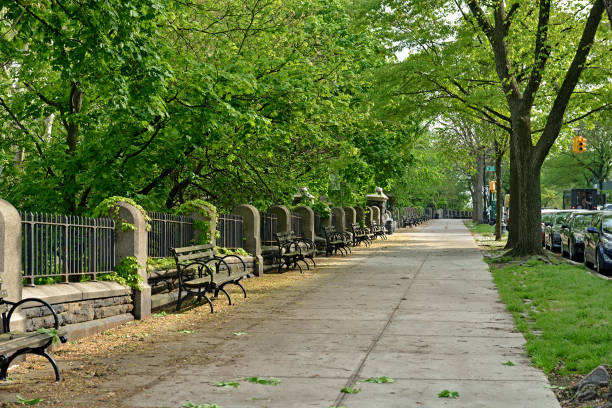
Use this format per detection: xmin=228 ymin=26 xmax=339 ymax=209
xmin=502 ymin=361 xmax=516 ymax=366
xmin=213 ymin=381 xmax=239 ymax=388
xmin=310 ymin=201 xmax=332 ymax=219
xmin=98 ymin=256 xmax=143 ymax=291
xmin=214 ymin=247 xmax=251 ymax=257
xmin=177 ymin=200 xmax=217 ymax=244
xmin=15 ymin=395 xmax=42 ymax=406
xmin=246 ymin=377 xmax=280 ymax=386
xmin=36 ymin=328 xmax=61 ymax=346
xmin=438 ymin=390 xmax=459 ymax=398
xmin=232 ymin=332 xmax=247 ymax=336
xmin=178 ymin=330 xmax=194 ymax=334
xmin=152 ymin=311 xmax=167 ymax=318
xmin=91 ymin=197 xmax=151 ymax=232
xmin=340 ymin=387 xmax=361 ymax=394
xmin=363 ymin=376 xmax=394 ymax=384
xmin=147 ymin=257 xmax=176 ymax=273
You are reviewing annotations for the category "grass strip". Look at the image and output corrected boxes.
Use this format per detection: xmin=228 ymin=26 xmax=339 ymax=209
xmin=491 ymin=258 xmax=611 ymax=375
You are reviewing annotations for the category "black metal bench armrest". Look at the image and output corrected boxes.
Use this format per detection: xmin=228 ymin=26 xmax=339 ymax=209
xmin=5 ymin=298 xmax=60 ymax=333
xmin=218 ymin=254 xmax=247 ymax=272
xmin=176 ymin=261 xmax=214 ymax=285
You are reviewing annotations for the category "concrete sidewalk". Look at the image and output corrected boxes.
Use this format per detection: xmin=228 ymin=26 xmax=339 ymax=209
xmin=129 ymin=219 xmax=560 ymax=408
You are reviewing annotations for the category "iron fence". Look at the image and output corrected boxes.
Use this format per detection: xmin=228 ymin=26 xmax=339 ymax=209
xmin=260 ymin=212 xmax=278 ymax=246
xmin=148 ymin=212 xmax=194 ymax=257
xmin=291 ymin=212 xmax=303 ymax=238
xmin=20 ymin=212 xmax=116 ymax=285
xmin=216 ymin=214 xmax=244 ymax=249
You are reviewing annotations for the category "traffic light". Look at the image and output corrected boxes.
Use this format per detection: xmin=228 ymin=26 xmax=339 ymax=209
xmin=572 ymin=136 xmax=579 ymax=153
xmin=573 ymin=136 xmax=587 ymax=153
xmin=489 ymin=180 xmax=496 ymax=193
xmin=577 ymin=136 xmax=587 ymax=153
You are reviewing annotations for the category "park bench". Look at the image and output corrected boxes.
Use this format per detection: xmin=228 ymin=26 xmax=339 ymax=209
xmin=274 ymin=232 xmax=317 ymax=273
xmin=171 ymin=244 xmax=249 ymax=313
xmin=350 ymin=223 xmax=371 ymax=247
xmin=0 ymin=279 xmax=67 ymax=382
xmin=371 ymin=222 xmax=387 ymax=239
xmin=323 ymin=226 xmax=352 ymax=256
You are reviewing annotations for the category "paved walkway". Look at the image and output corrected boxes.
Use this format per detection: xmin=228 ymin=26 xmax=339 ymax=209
xmin=129 ymin=219 xmax=560 ymax=408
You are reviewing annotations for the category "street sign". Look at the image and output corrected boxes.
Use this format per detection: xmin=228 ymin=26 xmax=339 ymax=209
xmin=486 ymin=166 xmax=496 ymax=172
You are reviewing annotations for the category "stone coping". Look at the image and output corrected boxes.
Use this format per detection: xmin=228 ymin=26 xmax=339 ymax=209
xmin=22 ymin=281 xmax=132 ymax=307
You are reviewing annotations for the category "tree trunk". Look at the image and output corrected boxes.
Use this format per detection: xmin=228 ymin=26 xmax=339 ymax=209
xmin=472 ymin=151 xmax=484 ymax=223
xmin=511 ymin=114 xmax=543 ymax=256
xmin=506 ymin=131 xmax=518 ymax=249
xmin=495 ymin=143 xmax=503 ymax=240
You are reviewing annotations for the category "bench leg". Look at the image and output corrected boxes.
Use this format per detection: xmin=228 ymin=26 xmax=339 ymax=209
xmin=39 ymin=350 xmax=61 ymax=381
xmin=215 ymin=286 xmax=232 ymax=305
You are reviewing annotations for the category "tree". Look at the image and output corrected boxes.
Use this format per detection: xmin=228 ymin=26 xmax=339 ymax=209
xmin=373 ymin=0 xmax=610 ymax=255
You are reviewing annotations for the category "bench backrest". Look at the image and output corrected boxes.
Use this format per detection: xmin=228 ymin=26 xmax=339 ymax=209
xmin=171 ymin=244 xmax=215 ymax=264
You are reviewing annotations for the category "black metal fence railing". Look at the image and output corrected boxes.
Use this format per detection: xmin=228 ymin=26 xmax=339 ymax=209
xmin=291 ymin=212 xmax=303 ymax=238
xmin=260 ymin=212 xmax=278 ymax=246
xmin=314 ymin=213 xmax=323 ymax=236
xmin=148 ymin=212 xmax=194 ymax=258
xmin=20 ymin=212 xmax=116 ymax=285
xmin=216 ymin=214 xmax=244 ymax=249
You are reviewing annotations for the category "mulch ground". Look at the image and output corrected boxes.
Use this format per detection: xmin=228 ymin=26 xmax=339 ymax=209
xmin=0 ymin=270 xmax=323 ymax=408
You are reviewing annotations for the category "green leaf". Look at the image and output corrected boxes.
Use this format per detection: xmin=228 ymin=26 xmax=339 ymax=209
xmin=16 ymin=395 xmax=42 ymax=405
xmin=213 ymin=381 xmax=239 ymax=388
xmin=36 ymin=328 xmax=60 ymax=346
xmin=178 ymin=330 xmax=193 ymax=334
xmin=183 ymin=403 xmax=222 ymax=408
xmin=232 ymin=332 xmax=247 ymax=336
xmin=246 ymin=377 xmax=280 ymax=385
xmin=152 ymin=311 xmax=167 ymax=317
xmin=363 ymin=376 xmax=395 ymax=383
xmin=340 ymin=387 xmax=361 ymax=394
xmin=438 ymin=390 xmax=459 ymax=398
xmin=502 ymin=361 xmax=515 ymax=366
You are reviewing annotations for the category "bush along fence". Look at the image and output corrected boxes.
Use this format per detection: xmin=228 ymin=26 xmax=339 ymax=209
xmin=0 ymin=197 xmax=429 ymax=340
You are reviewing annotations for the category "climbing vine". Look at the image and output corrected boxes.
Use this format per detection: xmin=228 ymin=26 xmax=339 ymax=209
xmin=91 ymin=196 xmax=151 ymax=232
xmin=176 ymin=199 xmax=218 ymax=244
xmin=98 ymin=256 xmax=143 ymax=291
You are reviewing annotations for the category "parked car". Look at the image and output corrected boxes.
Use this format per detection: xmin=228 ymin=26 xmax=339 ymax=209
xmin=584 ymin=211 xmax=612 ymax=274
xmin=541 ymin=209 xmax=557 ymax=247
xmin=559 ymin=211 xmax=597 ymax=260
xmin=544 ymin=210 xmax=572 ymax=251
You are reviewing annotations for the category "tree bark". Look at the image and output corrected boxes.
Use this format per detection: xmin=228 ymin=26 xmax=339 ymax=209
xmin=472 ymin=151 xmax=484 ymax=223
xmin=495 ymin=142 xmax=503 ymax=240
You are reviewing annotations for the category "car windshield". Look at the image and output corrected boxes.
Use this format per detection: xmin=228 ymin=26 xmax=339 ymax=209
xmin=573 ymin=214 xmax=593 ymax=228
xmin=603 ymin=216 xmax=612 ymax=235
xmin=554 ymin=213 xmax=569 ymax=225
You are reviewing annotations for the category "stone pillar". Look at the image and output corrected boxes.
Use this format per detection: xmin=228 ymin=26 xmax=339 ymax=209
xmin=232 ymin=204 xmax=263 ymax=276
xmin=114 ymin=202 xmax=151 ymax=320
xmin=321 ymin=215 xmax=332 ymax=228
xmin=332 ymin=207 xmax=346 ymax=232
xmin=190 ymin=207 xmax=217 ymax=246
xmin=355 ymin=206 xmax=365 ymax=224
xmin=371 ymin=206 xmax=380 ymax=225
xmin=294 ymin=206 xmax=315 ymax=243
xmin=344 ymin=206 xmax=356 ymax=227
xmin=0 ymin=199 xmax=22 ymax=304
xmin=269 ymin=205 xmax=291 ymax=234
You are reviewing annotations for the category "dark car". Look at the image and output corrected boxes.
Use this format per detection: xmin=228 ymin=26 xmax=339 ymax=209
xmin=541 ymin=210 xmax=557 ymax=246
xmin=559 ymin=211 xmax=596 ymax=260
xmin=545 ymin=211 xmax=572 ymax=251
xmin=584 ymin=211 xmax=612 ymax=274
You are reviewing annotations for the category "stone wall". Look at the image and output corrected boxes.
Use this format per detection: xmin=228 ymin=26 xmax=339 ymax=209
xmin=21 ymin=281 xmax=133 ymax=333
